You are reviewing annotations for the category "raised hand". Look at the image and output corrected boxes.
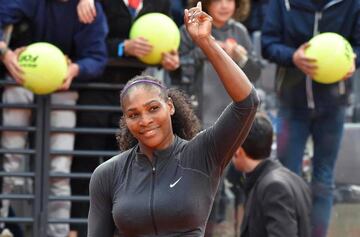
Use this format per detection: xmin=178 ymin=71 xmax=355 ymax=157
xmin=184 ymin=2 xmax=213 ymax=44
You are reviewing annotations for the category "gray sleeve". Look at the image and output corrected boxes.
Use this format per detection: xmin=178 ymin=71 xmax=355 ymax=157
xmin=87 ymin=162 xmax=115 ymax=237
xmin=185 ymin=88 xmax=260 ymax=174
xmin=208 ymin=88 xmax=259 ymax=169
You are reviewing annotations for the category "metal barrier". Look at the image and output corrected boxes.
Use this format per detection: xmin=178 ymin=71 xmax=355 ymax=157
xmin=0 ymin=79 xmax=125 ymax=236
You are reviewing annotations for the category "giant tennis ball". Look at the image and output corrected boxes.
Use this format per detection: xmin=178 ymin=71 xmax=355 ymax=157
xmin=130 ymin=13 xmax=180 ymax=65
xmin=305 ymin=32 xmax=354 ymax=84
xmin=18 ymin=42 xmax=68 ymax=94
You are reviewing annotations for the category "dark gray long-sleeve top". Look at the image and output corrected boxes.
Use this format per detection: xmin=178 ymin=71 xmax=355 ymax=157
xmin=88 ymin=89 xmax=259 ymax=237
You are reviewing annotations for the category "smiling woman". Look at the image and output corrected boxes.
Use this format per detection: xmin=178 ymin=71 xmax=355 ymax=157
xmin=87 ymin=2 xmax=259 ymax=236
xmin=118 ymin=75 xmax=200 ymax=158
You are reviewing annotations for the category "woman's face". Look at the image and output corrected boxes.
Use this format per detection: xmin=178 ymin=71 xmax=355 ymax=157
xmin=208 ymin=0 xmax=236 ymax=28
xmin=122 ymin=86 xmax=175 ymax=151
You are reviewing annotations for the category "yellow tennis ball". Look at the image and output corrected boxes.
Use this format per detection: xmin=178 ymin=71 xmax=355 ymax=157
xmin=130 ymin=13 xmax=180 ymax=65
xmin=18 ymin=42 xmax=68 ymax=94
xmin=305 ymin=32 xmax=354 ymax=84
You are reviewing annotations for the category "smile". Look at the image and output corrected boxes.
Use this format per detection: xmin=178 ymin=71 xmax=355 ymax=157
xmin=140 ymin=127 xmax=158 ymax=137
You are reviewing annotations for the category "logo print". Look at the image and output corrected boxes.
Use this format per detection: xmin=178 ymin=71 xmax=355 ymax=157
xmin=169 ymin=177 xmax=182 ymax=188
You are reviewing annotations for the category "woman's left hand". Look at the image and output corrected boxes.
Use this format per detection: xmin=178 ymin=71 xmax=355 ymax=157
xmin=161 ymin=50 xmax=180 ymax=71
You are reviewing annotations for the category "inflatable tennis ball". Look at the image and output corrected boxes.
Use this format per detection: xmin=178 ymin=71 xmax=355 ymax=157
xmin=305 ymin=32 xmax=354 ymax=84
xmin=129 ymin=13 xmax=180 ymax=65
xmin=18 ymin=42 xmax=68 ymax=94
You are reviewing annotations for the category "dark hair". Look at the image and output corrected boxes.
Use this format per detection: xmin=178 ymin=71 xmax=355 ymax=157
xmin=242 ymin=113 xmax=273 ymax=160
xmin=117 ymin=75 xmax=201 ymax=151
xmin=188 ymin=0 xmax=250 ymax=21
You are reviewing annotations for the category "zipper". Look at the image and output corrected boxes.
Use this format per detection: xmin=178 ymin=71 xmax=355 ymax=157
xmin=305 ymin=11 xmax=322 ymax=109
xmin=284 ymin=0 xmax=290 ymax=11
xmin=276 ymin=67 xmax=286 ymax=95
xmin=150 ymin=162 xmax=158 ymax=235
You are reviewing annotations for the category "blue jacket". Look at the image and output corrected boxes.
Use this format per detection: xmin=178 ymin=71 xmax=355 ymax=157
xmin=261 ymin=0 xmax=360 ymax=108
xmin=0 ymin=0 xmax=109 ymax=80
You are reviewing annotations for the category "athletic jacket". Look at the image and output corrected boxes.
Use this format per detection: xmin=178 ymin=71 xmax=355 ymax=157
xmin=88 ymin=89 xmax=259 ymax=237
xmin=261 ymin=0 xmax=360 ymax=108
xmin=0 ymin=0 xmax=108 ymax=80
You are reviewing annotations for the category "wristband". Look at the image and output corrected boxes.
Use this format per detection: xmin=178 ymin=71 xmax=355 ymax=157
xmin=117 ymin=41 xmax=125 ymax=57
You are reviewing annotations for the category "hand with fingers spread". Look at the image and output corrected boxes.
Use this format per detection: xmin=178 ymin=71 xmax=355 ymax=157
xmin=161 ymin=50 xmax=180 ymax=71
xmin=1 ymin=45 xmax=25 ymax=84
xmin=292 ymin=43 xmax=318 ymax=78
xmin=77 ymin=0 xmax=97 ymax=24
xmin=184 ymin=2 xmax=213 ymax=45
xmin=124 ymin=37 xmax=153 ymax=58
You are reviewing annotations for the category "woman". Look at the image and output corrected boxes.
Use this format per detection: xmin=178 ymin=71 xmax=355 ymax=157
xmin=87 ymin=3 xmax=259 ymax=236
xmin=72 ymin=1 xmax=179 ymax=236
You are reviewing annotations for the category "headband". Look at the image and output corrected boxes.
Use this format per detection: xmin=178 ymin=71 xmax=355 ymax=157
xmin=121 ymin=79 xmax=167 ymax=100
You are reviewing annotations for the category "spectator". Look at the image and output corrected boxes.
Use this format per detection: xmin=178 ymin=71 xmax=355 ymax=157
xmin=241 ymin=0 xmax=269 ymax=34
xmin=232 ymin=113 xmax=311 ymax=237
xmin=261 ymin=0 xmax=360 ymax=236
xmin=170 ymin=0 xmax=188 ymax=27
xmin=0 ymin=0 xmax=108 ymax=236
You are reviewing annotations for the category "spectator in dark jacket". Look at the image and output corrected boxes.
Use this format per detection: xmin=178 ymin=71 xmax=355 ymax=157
xmin=242 ymin=0 xmax=269 ymax=34
xmin=0 ymin=0 xmax=108 ymax=236
xmin=261 ymin=0 xmax=360 ymax=236
xmin=232 ymin=113 xmax=311 ymax=237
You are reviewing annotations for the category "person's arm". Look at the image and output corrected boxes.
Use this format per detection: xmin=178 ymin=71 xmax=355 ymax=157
xmin=262 ymin=181 xmax=298 ymax=237
xmin=0 ymin=43 xmax=24 ymax=84
xmin=261 ymin=0 xmax=296 ymax=67
xmin=0 ymin=0 xmax=36 ymax=83
xmin=185 ymin=3 xmax=252 ymax=102
xmin=183 ymin=3 xmax=259 ymax=172
xmin=88 ymin=162 xmax=116 ymax=237
xmin=73 ymin=2 xmax=108 ymax=81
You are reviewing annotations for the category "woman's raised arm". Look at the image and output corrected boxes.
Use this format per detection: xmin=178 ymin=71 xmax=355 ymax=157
xmin=184 ymin=2 xmax=253 ymax=102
